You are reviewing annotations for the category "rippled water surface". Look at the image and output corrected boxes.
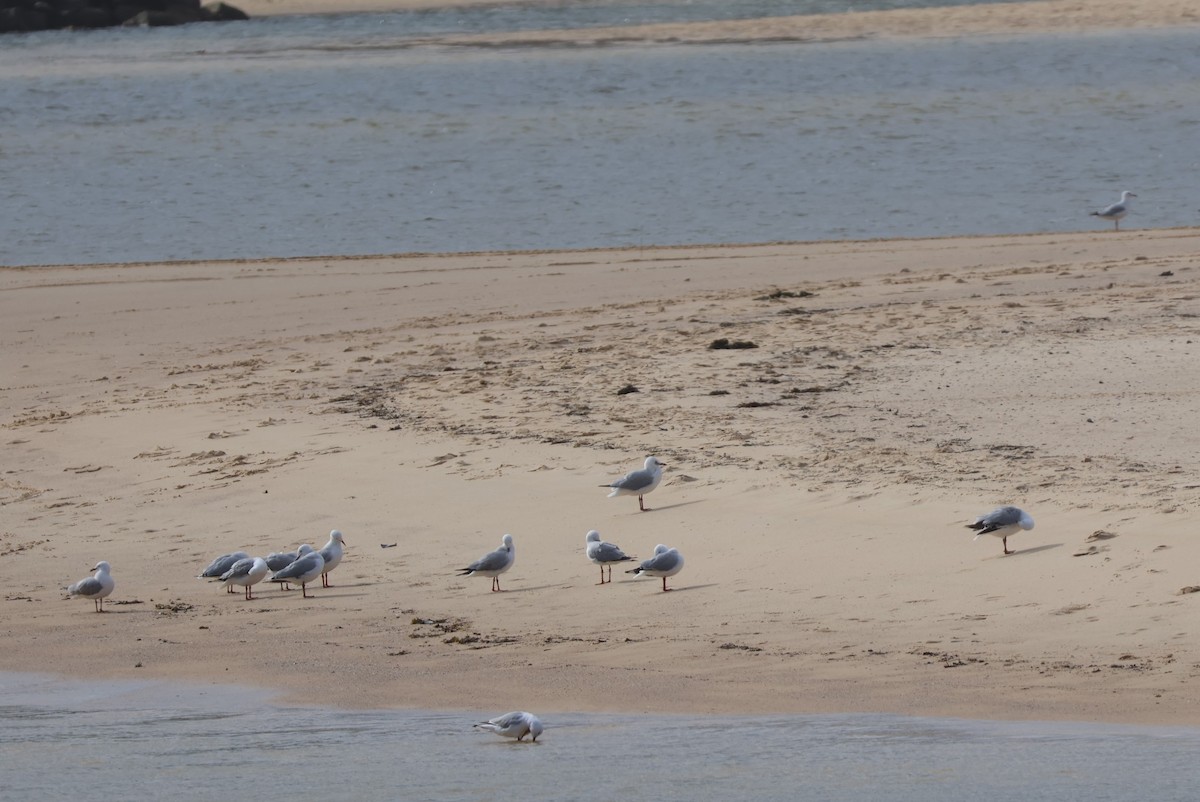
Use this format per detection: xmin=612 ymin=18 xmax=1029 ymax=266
xmin=1 ymin=4 xmax=1198 ymax=265
xmin=3 ymin=672 xmax=1199 ymax=801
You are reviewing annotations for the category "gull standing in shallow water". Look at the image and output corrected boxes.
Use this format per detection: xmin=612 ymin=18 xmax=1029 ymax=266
xmin=585 ymin=529 xmax=635 ymax=585
xmin=68 ymin=561 xmax=115 ymax=612
xmin=966 ymin=506 xmax=1035 ymax=555
xmin=218 ymin=557 xmax=270 ymax=600
xmin=601 ymin=456 xmax=665 ymax=511
xmin=626 ymin=544 xmax=684 ymax=591
xmin=317 ymin=530 xmax=346 ymax=588
xmin=269 ymin=550 xmax=325 ymax=598
xmin=1091 ymin=190 xmax=1135 ymax=230
xmin=457 ymin=534 xmax=514 ymax=592
xmin=474 ymin=711 xmax=543 ymax=742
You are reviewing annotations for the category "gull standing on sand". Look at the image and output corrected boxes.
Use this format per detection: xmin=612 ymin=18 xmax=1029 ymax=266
xmin=626 ymin=544 xmax=684 ymax=591
xmin=966 ymin=506 xmax=1035 ymax=555
xmin=473 ymin=711 xmax=543 ymax=742
xmin=601 ymin=456 xmax=665 ymax=511
xmin=1091 ymin=191 xmax=1135 ymax=230
xmin=218 ymin=557 xmax=270 ymax=600
xmin=68 ymin=561 xmax=115 ymax=612
xmin=269 ymin=550 xmax=325 ymax=598
xmin=266 ymin=544 xmax=313 ymax=591
xmin=199 ymin=550 xmax=250 ymax=593
xmin=317 ymin=530 xmax=346 ymax=588
xmin=585 ymin=529 xmax=635 ymax=585
xmin=457 ymin=534 xmax=514 ymax=592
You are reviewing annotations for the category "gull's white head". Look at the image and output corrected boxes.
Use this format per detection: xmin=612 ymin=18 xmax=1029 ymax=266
xmin=528 ymin=715 xmax=544 ymax=742
xmin=92 ymin=561 xmax=111 ymax=574
xmin=329 ymin=530 xmax=345 ymax=544
xmin=501 ymin=534 xmax=514 ymax=549
xmin=653 ymin=544 xmax=669 ymax=555
xmin=585 ymin=530 xmax=601 ymax=544
xmin=1120 ymin=191 xmax=1136 ymax=201
xmin=1019 ymin=511 xmax=1035 ymax=530
xmin=297 ymin=544 xmax=313 ymax=555
xmin=645 ymin=456 xmax=664 ymax=471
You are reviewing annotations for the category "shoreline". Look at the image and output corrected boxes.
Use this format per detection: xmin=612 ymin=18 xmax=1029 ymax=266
xmin=231 ymin=0 xmax=1200 ymax=46
xmin=4 ymin=230 xmax=1200 ymax=726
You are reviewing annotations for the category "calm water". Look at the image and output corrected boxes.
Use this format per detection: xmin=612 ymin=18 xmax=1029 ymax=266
xmin=2 ymin=3 xmax=1199 ymax=265
xmin=2 ymin=672 xmax=1198 ymax=801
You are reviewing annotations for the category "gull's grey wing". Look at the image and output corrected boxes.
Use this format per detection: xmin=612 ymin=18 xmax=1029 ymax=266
xmin=220 ymin=557 xmax=256 ymax=581
xmin=200 ymin=551 xmax=249 ymax=578
xmin=610 ymin=468 xmax=654 ymax=492
xmin=265 ymin=551 xmax=298 ymax=571
xmin=70 ymin=577 xmax=103 ymax=596
xmin=968 ymin=506 xmax=1022 ymax=533
xmin=271 ymin=551 xmax=323 ymax=581
xmin=592 ymin=542 xmax=631 ymax=562
xmin=640 ymin=549 xmax=681 ymax=572
xmin=465 ymin=547 xmax=509 ymax=573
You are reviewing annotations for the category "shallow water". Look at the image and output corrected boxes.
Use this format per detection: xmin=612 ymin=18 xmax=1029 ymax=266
xmin=1 ymin=6 xmax=1198 ymax=266
xmin=3 ymin=672 xmax=1199 ymax=801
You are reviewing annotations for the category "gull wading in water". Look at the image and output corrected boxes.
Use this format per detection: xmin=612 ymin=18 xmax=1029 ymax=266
xmin=966 ymin=506 xmax=1035 ymax=555
xmin=316 ymin=530 xmax=346 ymax=588
xmin=585 ymin=529 xmax=635 ymax=585
xmin=68 ymin=560 xmax=115 ymax=612
xmin=269 ymin=549 xmax=325 ymax=598
xmin=218 ymin=557 xmax=270 ymax=600
xmin=474 ymin=711 xmax=543 ymax=742
xmin=1091 ymin=190 xmax=1135 ymax=230
xmin=601 ymin=456 xmax=665 ymax=512
xmin=457 ymin=534 xmax=515 ymax=592
xmin=626 ymin=544 xmax=684 ymax=591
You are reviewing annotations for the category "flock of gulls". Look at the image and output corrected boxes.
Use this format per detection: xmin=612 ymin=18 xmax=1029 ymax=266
xmin=64 ymin=448 xmax=1036 ymax=740
xmin=53 ymin=190 xmax=1125 ymax=742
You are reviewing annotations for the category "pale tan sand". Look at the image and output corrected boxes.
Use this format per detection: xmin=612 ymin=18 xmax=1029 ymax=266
xmin=4 ymin=229 xmax=1200 ymax=724
xmin=235 ymin=0 xmax=1200 ymax=45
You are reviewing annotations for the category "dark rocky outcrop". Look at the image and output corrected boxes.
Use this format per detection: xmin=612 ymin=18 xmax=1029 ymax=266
xmin=0 ymin=0 xmax=248 ymax=32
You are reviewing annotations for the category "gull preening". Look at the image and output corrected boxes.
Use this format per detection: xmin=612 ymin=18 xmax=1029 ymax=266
xmin=457 ymin=534 xmax=515 ymax=592
xmin=199 ymin=550 xmax=250 ymax=593
xmin=966 ymin=506 xmax=1035 ymax=555
xmin=266 ymin=544 xmax=313 ymax=573
xmin=269 ymin=549 xmax=325 ymax=597
xmin=317 ymin=530 xmax=346 ymax=588
xmin=585 ymin=529 xmax=635 ymax=585
xmin=473 ymin=711 xmax=543 ymax=742
xmin=218 ymin=557 xmax=270 ymax=600
xmin=626 ymin=544 xmax=684 ymax=591
xmin=1091 ymin=190 xmax=1135 ymax=230
xmin=68 ymin=560 xmax=115 ymax=612
xmin=601 ymin=456 xmax=665 ymax=511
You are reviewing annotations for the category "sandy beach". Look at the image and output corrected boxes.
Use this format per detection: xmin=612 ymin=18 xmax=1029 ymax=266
xmin=4 ymin=227 xmax=1200 ymax=725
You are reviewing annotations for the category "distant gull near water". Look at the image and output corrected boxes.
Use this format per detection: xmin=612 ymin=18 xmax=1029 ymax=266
xmin=601 ymin=456 xmax=665 ymax=511
xmin=1091 ymin=190 xmax=1135 ymax=230
xmin=474 ymin=711 xmax=543 ymax=742
xmin=966 ymin=506 xmax=1035 ymax=555
xmin=457 ymin=534 xmax=515 ymax=592
xmin=67 ymin=560 xmax=115 ymax=612
xmin=585 ymin=529 xmax=635 ymax=585
xmin=626 ymin=544 xmax=684 ymax=591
